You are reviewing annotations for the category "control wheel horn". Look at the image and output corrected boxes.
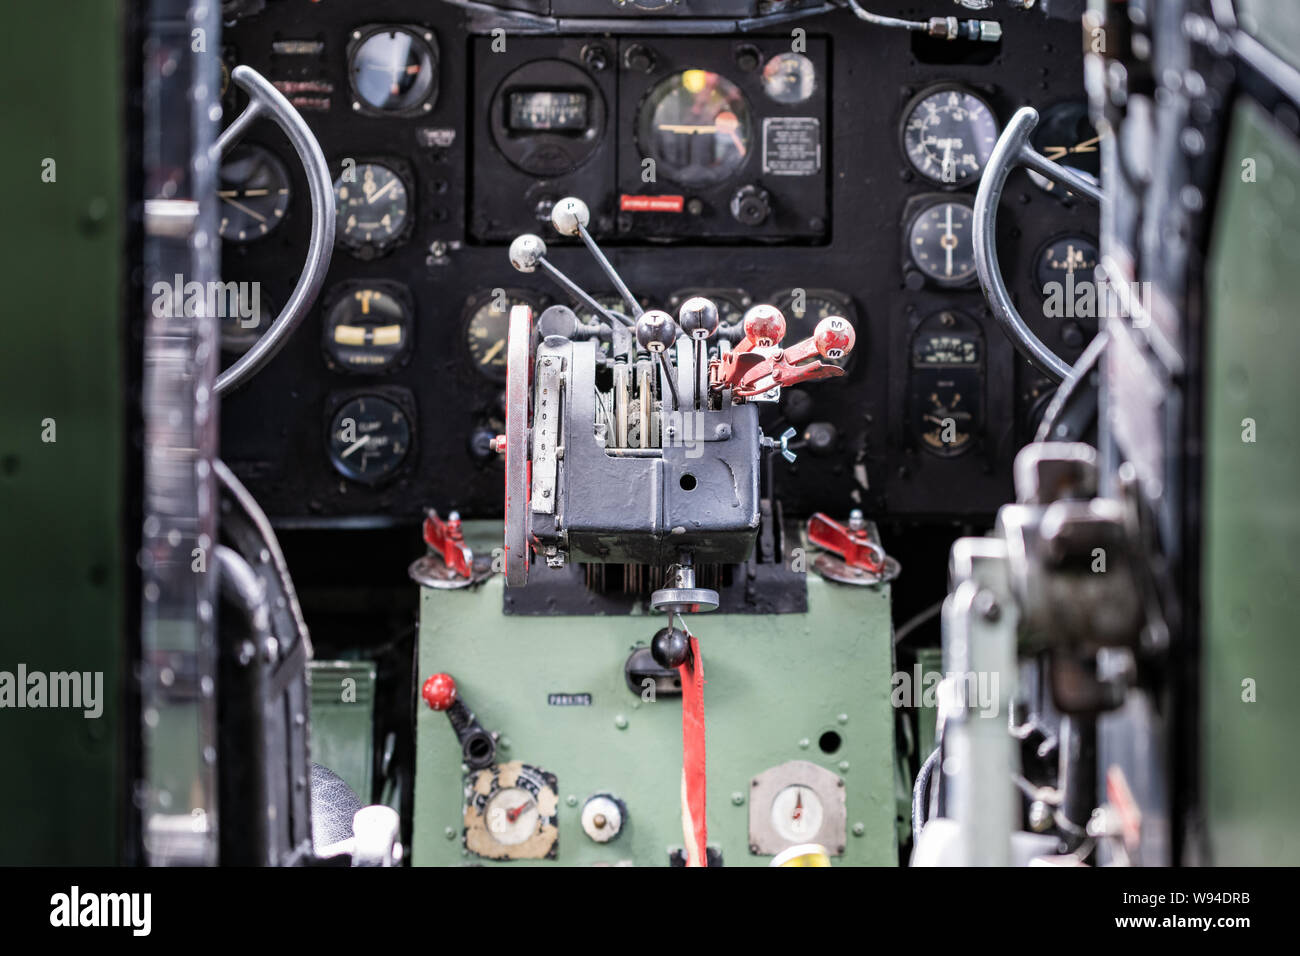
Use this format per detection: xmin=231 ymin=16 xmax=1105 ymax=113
xmin=212 ymin=66 xmax=335 ymax=395
xmin=972 ymin=107 xmax=1104 ymax=383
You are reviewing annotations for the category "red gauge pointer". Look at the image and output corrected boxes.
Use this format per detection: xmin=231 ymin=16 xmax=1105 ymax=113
xmin=793 ymin=790 xmax=804 ymax=821
xmin=506 ymin=802 xmax=531 ymax=823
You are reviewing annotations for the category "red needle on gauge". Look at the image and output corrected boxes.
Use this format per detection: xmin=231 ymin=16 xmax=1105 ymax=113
xmin=506 ymin=802 xmax=530 ymax=823
xmin=793 ymin=791 xmax=804 ymax=821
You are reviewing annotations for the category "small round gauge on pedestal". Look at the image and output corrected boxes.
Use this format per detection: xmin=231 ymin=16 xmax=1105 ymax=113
xmin=323 ymin=285 xmax=413 ymax=372
xmin=770 ymin=784 xmax=826 ymax=844
xmin=907 ymin=199 xmax=977 ymax=287
xmin=327 ymin=394 xmax=412 ymax=484
xmin=463 ymin=290 xmax=545 ymax=383
xmin=900 ymin=85 xmax=999 ymax=187
xmin=333 ymin=162 xmax=411 ymax=257
xmin=219 ymin=144 xmax=291 ymax=242
xmin=464 ymin=762 xmax=559 ymax=860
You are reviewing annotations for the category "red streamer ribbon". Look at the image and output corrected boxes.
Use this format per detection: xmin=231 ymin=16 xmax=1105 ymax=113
xmin=677 ymin=635 xmax=707 ymax=867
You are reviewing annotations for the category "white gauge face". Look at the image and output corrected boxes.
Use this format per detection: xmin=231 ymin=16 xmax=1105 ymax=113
xmin=762 ymin=53 xmax=816 ymax=104
xmin=483 ymin=787 xmax=539 ymax=845
xmin=769 ymin=784 xmax=825 ymax=843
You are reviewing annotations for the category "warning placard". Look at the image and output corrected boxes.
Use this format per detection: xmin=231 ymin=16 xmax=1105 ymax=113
xmin=762 ymin=117 xmax=821 ymax=176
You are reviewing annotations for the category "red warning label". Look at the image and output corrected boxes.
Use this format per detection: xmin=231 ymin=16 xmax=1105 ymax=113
xmin=619 ymin=194 xmax=685 ymax=213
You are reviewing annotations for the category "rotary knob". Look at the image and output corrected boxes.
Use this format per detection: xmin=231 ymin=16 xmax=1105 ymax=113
xmin=730 ymin=184 xmax=772 ymax=227
xmin=580 ymin=793 xmax=627 ymax=843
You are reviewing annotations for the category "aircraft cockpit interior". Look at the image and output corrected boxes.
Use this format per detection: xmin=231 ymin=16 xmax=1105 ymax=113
xmin=4 ymin=0 xmax=1299 ymax=902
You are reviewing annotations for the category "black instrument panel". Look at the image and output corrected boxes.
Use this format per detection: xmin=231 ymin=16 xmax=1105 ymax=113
xmin=217 ymin=0 xmax=1094 ymax=526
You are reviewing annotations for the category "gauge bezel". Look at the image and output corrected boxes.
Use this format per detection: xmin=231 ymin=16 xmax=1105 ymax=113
xmin=489 ymin=59 xmax=607 ymax=178
xmin=761 ymin=52 xmax=817 ymax=105
xmin=320 ymin=280 xmax=416 ymax=374
xmin=907 ymin=309 xmax=985 ymax=460
xmin=345 ymin=24 xmax=440 ymax=118
xmin=902 ymin=193 xmax=979 ymax=290
xmin=898 ymin=82 xmax=999 ymax=189
xmin=461 ymin=288 xmax=547 ymax=384
xmin=1032 ymin=231 xmax=1100 ymax=293
xmin=323 ymin=388 xmax=417 ymax=486
xmin=635 ymin=68 xmax=756 ymax=189
xmin=332 ymin=157 xmax=416 ymax=259
xmin=218 ymin=142 xmax=292 ymax=244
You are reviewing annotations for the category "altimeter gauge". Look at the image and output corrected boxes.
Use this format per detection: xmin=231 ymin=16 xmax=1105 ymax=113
xmin=901 ymin=85 xmax=998 ymax=187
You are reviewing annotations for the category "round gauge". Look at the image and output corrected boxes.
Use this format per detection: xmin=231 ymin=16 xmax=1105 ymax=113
xmin=218 ymin=144 xmax=290 ymax=242
xmin=1029 ymin=101 xmax=1101 ymax=196
xmin=323 ymin=285 xmax=413 ymax=372
xmin=491 ymin=60 xmax=606 ymax=178
xmin=1035 ymin=235 xmax=1099 ymax=290
xmin=910 ymin=311 xmax=983 ymax=459
xmin=762 ymin=53 xmax=816 ymax=104
xmin=333 ymin=162 xmax=410 ymax=254
xmin=908 ymin=200 xmax=977 ymax=286
xmin=464 ymin=290 xmax=543 ymax=382
xmin=639 ymin=70 xmax=752 ymax=187
xmin=484 ymin=787 xmax=540 ymax=846
xmin=901 ymin=86 xmax=999 ymax=187
xmin=349 ymin=27 xmax=439 ymax=114
xmin=464 ymin=762 xmax=559 ymax=861
xmin=221 ymin=285 xmax=276 ymax=354
xmin=772 ymin=288 xmax=856 ymax=368
xmin=770 ymin=784 xmax=825 ymax=844
xmin=327 ymin=394 xmax=411 ymax=483
xmin=917 ymin=387 xmax=976 ymax=457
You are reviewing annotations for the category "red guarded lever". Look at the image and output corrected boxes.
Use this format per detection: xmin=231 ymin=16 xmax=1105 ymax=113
xmin=422 ymin=509 xmax=473 ymax=580
xmin=806 ymin=512 xmax=885 ymax=574
xmin=733 ymin=316 xmax=856 ymax=397
xmin=733 ymin=304 xmax=787 ymax=354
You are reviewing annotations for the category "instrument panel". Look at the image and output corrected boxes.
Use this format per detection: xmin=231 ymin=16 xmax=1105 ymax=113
xmin=216 ymin=1 xmax=1095 ymax=525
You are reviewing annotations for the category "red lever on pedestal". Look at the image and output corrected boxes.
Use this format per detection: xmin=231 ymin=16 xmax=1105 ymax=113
xmin=422 ymin=509 xmax=473 ymax=580
xmin=807 ymin=512 xmax=885 ymax=574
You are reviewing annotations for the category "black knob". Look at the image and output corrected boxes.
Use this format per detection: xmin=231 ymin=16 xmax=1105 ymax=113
xmin=651 ymin=627 xmax=692 ymax=669
xmin=730 ymin=185 xmax=771 ymax=227
xmin=636 ymin=310 xmax=677 ymax=353
xmin=537 ymin=304 xmax=580 ymax=340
